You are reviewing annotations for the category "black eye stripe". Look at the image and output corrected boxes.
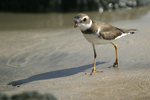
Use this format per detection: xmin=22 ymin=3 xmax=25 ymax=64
xmin=83 ymin=18 xmax=86 ymax=22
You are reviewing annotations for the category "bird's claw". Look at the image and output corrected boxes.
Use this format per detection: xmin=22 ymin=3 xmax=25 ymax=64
xmin=90 ymin=69 xmax=103 ymax=75
xmin=113 ymin=61 xmax=119 ymax=67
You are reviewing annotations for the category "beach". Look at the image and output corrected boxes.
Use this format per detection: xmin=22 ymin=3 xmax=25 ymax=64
xmin=0 ymin=6 xmax=150 ymax=100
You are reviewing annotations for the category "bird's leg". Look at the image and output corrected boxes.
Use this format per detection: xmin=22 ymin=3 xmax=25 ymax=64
xmin=111 ymin=43 xmax=119 ymax=67
xmin=90 ymin=44 xmax=99 ymax=74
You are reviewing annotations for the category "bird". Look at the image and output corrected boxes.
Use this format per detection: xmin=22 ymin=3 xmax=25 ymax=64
xmin=74 ymin=13 xmax=137 ymax=74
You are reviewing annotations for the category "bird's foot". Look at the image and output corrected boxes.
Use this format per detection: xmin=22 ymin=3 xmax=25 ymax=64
xmin=108 ymin=61 xmax=119 ymax=68
xmin=90 ymin=69 xmax=103 ymax=75
xmin=113 ymin=61 xmax=119 ymax=68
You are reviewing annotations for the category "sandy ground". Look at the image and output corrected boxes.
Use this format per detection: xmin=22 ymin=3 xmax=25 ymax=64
xmin=0 ymin=6 xmax=150 ymax=100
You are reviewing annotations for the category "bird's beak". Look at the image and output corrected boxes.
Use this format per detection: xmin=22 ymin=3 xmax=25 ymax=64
xmin=74 ymin=22 xmax=79 ymax=28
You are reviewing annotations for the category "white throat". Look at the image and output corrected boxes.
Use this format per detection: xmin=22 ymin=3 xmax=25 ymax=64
xmin=79 ymin=20 xmax=92 ymax=31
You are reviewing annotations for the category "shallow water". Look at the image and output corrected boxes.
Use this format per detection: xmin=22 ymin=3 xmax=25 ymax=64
xmin=0 ymin=6 xmax=150 ymax=31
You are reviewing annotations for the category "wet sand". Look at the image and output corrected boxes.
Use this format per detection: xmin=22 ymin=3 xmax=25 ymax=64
xmin=0 ymin=6 xmax=150 ymax=100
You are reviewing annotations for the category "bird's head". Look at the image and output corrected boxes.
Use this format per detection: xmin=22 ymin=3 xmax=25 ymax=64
xmin=74 ymin=13 xmax=92 ymax=31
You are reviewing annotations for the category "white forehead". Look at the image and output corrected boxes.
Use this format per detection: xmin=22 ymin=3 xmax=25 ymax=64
xmin=74 ymin=16 xmax=89 ymax=21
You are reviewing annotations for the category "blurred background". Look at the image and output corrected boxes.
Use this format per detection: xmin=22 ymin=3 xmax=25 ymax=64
xmin=0 ymin=0 xmax=150 ymax=31
xmin=0 ymin=0 xmax=150 ymax=13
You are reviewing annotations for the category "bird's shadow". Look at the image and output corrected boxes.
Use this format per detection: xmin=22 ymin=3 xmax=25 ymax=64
xmin=8 ymin=62 xmax=105 ymax=86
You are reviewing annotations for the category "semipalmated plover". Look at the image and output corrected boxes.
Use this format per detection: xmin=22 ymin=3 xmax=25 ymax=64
xmin=74 ymin=13 xmax=137 ymax=74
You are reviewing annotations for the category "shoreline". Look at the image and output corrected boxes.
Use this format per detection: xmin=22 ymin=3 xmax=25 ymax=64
xmin=0 ymin=6 xmax=150 ymax=100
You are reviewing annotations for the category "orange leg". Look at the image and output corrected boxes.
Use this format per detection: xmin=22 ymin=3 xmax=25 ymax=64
xmin=90 ymin=44 xmax=99 ymax=74
xmin=111 ymin=43 xmax=119 ymax=67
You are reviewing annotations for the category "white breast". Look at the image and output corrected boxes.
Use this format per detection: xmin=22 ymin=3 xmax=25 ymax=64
xmin=83 ymin=34 xmax=111 ymax=45
xmin=79 ymin=20 xmax=92 ymax=31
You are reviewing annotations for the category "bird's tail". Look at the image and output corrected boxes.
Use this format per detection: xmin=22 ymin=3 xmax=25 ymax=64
xmin=127 ymin=29 xmax=137 ymax=34
xmin=114 ymin=28 xmax=137 ymax=40
xmin=127 ymin=29 xmax=138 ymax=31
xmin=128 ymin=29 xmax=138 ymax=34
xmin=117 ymin=28 xmax=137 ymax=34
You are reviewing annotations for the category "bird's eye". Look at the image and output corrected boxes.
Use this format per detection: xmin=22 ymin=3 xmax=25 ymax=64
xmin=83 ymin=18 xmax=86 ymax=22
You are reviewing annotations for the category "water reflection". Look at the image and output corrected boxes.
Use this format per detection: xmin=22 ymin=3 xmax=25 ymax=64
xmin=0 ymin=6 xmax=150 ymax=31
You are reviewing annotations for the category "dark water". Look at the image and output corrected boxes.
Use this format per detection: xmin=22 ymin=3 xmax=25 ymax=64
xmin=0 ymin=6 xmax=150 ymax=31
